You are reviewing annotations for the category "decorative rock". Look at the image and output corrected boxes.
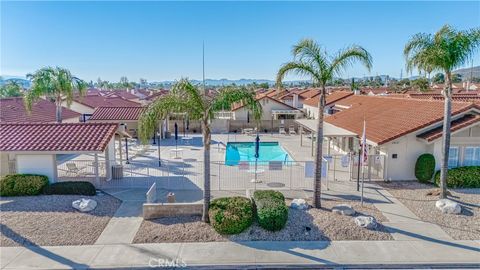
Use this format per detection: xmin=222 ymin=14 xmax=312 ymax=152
xmin=435 ymin=199 xmax=461 ymax=214
xmin=72 ymin=198 xmax=97 ymax=212
xmin=354 ymin=216 xmax=377 ymax=229
xmin=332 ymin=204 xmax=356 ymax=216
xmin=290 ymin=199 xmax=309 ymax=210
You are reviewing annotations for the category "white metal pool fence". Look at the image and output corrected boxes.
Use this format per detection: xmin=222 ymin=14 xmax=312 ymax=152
xmin=55 ymin=154 xmax=385 ymax=191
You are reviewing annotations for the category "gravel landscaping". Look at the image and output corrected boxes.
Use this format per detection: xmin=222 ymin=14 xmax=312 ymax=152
xmin=133 ymin=198 xmax=392 ymax=243
xmin=378 ymin=181 xmax=480 ymax=240
xmin=0 ymin=194 xmax=121 ymax=246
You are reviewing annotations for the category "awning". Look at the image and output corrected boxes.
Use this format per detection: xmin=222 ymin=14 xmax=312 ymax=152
xmin=295 ymin=119 xmax=358 ymax=137
xmin=272 ymin=109 xmax=303 ymax=115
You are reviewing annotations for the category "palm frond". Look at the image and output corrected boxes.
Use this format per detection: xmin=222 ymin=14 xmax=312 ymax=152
xmin=211 ymin=87 xmax=262 ymax=121
xmin=330 ymin=45 xmax=373 ymax=78
xmin=276 ymin=61 xmax=321 ymax=87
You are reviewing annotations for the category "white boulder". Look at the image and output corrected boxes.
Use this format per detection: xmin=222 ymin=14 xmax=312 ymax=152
xmin=290 ymin=199 xmax=309 ymax=210
xmin=72 ymin=198 xmax=97 ymax=212
xmin=435 ymin=199 xmax=461 ymax=214
xmin=354 ymin=216 xmax=377 ymax=229
xmin=332 ymin=204 xmax=356 ymax=216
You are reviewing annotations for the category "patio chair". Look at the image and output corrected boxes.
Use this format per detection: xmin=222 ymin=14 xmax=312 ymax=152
xmin=65 ymin=163 xmax=86 ymax=176
xmin=279 ymin=126 xmax=287 ymax=135
xmin=288 ymin=125 xmax=297 ymax=135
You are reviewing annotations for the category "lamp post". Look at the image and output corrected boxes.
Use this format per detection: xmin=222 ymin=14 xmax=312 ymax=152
xmin=125 ymin=137 xmax=129 ymax=164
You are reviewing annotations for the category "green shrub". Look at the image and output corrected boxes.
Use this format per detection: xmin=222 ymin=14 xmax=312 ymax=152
xmin=0 ymin=174 xmax=49 ymax=196
xmin=415 ymin=154 xmax=436 ymax=183
xmin=43 ymin=181 xmax=96 ymax=196
xmin=209 ymin=196 xmax=254 ymax=235
xmin=434 ymin=166 xmax=480 ymax=188
xmin=253 ymin=190 xmax=288 ymax=231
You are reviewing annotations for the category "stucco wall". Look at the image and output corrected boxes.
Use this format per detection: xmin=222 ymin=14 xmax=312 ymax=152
xmin=234 ymin=98 xmax=302 ymax=121
xmin=63 ymin=101 xmax=95 ymax=115
xmin=380 ymin=133 xmax=429 ymax=181
xmin=16 ymin=154 xmax=56 ymax=182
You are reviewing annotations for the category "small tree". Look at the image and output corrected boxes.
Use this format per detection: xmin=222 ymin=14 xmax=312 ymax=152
xmin=25 ymin=67 xmax=87 ymax=123
xmin=415 ymin=154 xmax=436 ymax=183
xmin=0 ymin=81 xmax=23 ymax=98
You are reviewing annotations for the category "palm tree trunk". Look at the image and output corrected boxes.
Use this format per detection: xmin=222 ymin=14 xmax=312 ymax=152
xmin=439 ymin=73 xmax=452 ymax=199
xmin=55 ymin=96 xmax=62 ymax=123
xmin=201 ymin=117 xmax=211 ymax=222
xmin=313 ymin=86 xmax=326 ymax=208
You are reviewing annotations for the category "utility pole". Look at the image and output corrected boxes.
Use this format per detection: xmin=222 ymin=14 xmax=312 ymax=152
xmin=203 ymin=42 xmax=206 ymax=95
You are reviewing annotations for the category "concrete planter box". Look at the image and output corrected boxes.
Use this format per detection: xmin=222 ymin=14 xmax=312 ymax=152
xmin=143 ymin=202 xmax=203 ymax=220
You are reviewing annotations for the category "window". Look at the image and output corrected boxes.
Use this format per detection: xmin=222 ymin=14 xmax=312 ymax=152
xmin=448 ymin=147 xmax=459 ymax=168
xmin=463 ymin=147 xmax=480 ymax=166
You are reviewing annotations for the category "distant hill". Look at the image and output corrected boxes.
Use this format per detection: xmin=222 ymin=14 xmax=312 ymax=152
xmin=0 ymin=77 xmax=31 ymax=88
xmin=453 ymin=66 xmax=480 ymax=80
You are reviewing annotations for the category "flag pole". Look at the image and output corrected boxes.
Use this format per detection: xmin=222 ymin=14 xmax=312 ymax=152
xmin=361 ymin=119 xmax=366 ymax=206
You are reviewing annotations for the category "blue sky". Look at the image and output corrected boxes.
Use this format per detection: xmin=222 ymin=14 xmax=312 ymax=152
xmin=2 ymin=1 xmax=479 ymax=82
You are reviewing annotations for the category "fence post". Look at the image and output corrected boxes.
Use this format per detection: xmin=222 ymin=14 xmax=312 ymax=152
xmin=218 ymin=162 xmax=221 ymax=190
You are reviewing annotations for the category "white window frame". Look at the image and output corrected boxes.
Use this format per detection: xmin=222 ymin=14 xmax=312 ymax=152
xmin=448 ymin=146 xmax=459 ymax=168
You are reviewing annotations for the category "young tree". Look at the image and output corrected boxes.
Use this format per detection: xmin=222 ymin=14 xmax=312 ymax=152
xmin=24 ymin=67 xmax=87 ymax=123
xmin=276 ymin=39 xmax=372 ymax=208
xmin=0 ymin=81 xmax=23 ymax=98
xmin=138 ymin=79 xmax=261 ymax=222
xmin=404 ymin=25 xmax=480 ymax=198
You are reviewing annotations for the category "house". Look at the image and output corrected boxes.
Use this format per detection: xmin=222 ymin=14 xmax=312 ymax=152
xmin=323 ymin=95 xmax=480 ymax=180
xmin=89 ymin=106 xmax=146 ymax=137
xmin=0 ymin=97 xmax=80 ymax=123
xmin=303 ymin=91 xmax=354 ymax=118
xmin=232 ymin=95 xmax=304 ymax=121
xmin=0 ymin=122 xmax=119 ymax=181
xmin=63 ymin=92 xmax=142 ymax=120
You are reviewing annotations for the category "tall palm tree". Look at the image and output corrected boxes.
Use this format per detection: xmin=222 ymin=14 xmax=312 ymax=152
xmin=404 ymin=25 xmax=480 ymax=199
xmin=25 ymin=67 xmax=87 ymax=123
xmin=138 ymin=78 xmax=262 ymax=222
xmin=276 ymin=39 xmax=372 ymax=208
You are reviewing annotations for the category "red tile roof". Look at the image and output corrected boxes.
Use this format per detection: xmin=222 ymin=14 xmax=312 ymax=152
xmin=0 ymin=122 xmax=118 ymax=152
xmin=231 ymin=95 xmax=301 ymax=111
xmin=74 ymin=96 xmax=141 ymax=109
xmin=0 ymin=97 xmax=80 ymax=123
xmin=417 ymin=114 xmax=480 ymax=142
xmin=144 ymin=90 xmax=170 ymax=101
xmin=303 ymin=91 xmax=354 ymax=107
xmin=325 ymin=96 xmax=479 ymax=145
xmin=90 ymin=107 xmax=146 ymax=121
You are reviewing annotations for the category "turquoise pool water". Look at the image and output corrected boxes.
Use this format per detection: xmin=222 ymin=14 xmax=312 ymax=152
xmin=225 ymin=142 xmax=293 ymax=166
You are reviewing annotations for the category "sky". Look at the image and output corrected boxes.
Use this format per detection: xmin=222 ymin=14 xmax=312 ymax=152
xmin=2 ymin=1 xmax=479 ymax=82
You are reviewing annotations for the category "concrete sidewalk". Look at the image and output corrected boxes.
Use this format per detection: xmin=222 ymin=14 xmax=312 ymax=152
xmin=1 ymin=240 xmax=479 ymax=269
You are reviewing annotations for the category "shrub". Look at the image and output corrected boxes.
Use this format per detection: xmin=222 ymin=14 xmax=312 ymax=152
xmin=209 ymin=196 xmax=254 ymax=235
xmin=434 ymin=166 xmax=480 ymax=188
xmin=253 ymin=190 xmax=288 ymax=231
xmin=43 ymin=181 xmax=96 ymax=196
xmin=415 ymin=153 xmax=436 ymax=183
xmin=0 ymin=174 xmax=49 ymax=196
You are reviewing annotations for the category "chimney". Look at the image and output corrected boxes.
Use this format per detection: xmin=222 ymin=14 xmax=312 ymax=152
xmin=466 ymin=81 xmax=470 ymax=91
xmin=293 ymin=94 xmax=299 ymax=108
xmin=354 ymin=89 xmax=361 ymax=95
xmin=463 ymin=82 xmax=466 ymax=89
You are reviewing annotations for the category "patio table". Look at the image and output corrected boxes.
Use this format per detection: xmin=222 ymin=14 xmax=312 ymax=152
xmin=169 ymin=148 xmax=184 ymax=159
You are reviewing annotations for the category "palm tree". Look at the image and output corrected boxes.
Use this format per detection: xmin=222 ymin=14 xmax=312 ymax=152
xmin=25 ymin=67 xmax=87 ymax=123
xmin=404 ymin=25 xmax=480 ymax=199
xmin=276 ymin=39 xmax=372 ymax=208
xmin=138 ymin=78 xmax=262 ymax=222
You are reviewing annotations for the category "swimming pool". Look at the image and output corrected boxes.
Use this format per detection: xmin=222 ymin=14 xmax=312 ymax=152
xmin=225 ymin=142 xmax=293 ymax=166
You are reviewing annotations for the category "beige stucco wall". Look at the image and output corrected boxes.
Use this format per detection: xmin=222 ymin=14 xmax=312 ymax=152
xmin=16 ymin=154 xmax=57 ymax=182
xmin=62 ymin=101 xmax=95 ymax=115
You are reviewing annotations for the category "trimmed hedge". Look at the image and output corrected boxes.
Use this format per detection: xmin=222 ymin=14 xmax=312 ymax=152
xmin=0 ymin=174 xmax=49 ymax=196
xmin=434 ymin=166 xmax=480 ymax=188
xmin=415 ymin=154 xmax=436 ymax=183
xmin=209 ymin=196 xmax=254 ymax=235
xmin=43 ymin=181 xmax=96 ymax=196
xmin=253 ymin=190 xmax=288 ymax=231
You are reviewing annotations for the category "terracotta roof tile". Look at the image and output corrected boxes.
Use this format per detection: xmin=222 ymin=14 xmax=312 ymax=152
xmin=90 ymin=107 xmax=146 ymax=121
xmin=0 ymin=122 xmax=118 ymax=152
xmin=417 ymin=114 xmax=480 ymax=142
xmin=0 ymin=97 xmax=80 ymax=123
xmin=74 ymin=96 xmax=141 ymax=109
xmin=325 ymin=96 xmax=478 ymax=145
xmin=303 ymin=91 xmax=354 ymax=107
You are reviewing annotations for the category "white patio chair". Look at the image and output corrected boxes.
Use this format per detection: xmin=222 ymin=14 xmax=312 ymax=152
xmin=65 ymin=163 xmax=86 ymax=176
xmin=279 ymin=126 xmax=287 ymax=135
xmin=289 ymin=125 xmax=297 ymax=135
